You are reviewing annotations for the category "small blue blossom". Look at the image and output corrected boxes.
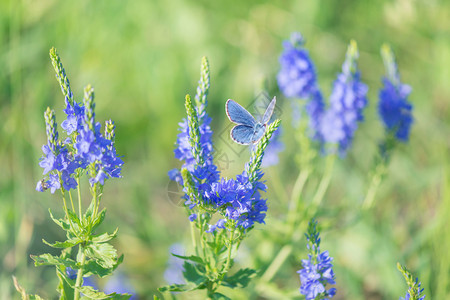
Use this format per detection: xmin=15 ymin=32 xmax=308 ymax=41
xmin=277 ymin=32 xmax=318 ymax=99
xmin=378 ymin=45 xmax=413 ymax=142
xmin=47 ymin=174 xmax=61 ymax=194
xmin=65 ymin=267 xmax=77 ymax=280
xmin=298 ymin=219 xmax=336 ymax=300
xmin=320 ymin=40 xmax=368 ymax=155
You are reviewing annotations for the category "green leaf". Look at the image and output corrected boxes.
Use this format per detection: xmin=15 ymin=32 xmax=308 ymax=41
xmin=221 ymin=268 xmax=256 ymax=289
xmin=182 ymin=261 xmax=207 ymax=285
xmin=48 ymin=209 xmax=70 ymax=231
xmin=158 ymin=281 xmax=206 ymax=292
xmin=91 ymin=208 xmax=107 ymax=232
xmin=84 ymin=199 xmax=96 ymax=220
xmin=31 ymin=253 xmax=76 ymax=268
xmin=42 ymin=237 xmax=82 ymax=249
xmin=92 ymin=228 xmax=118 ymax=243
xmin=212 ymin=292 xmax=231 ymax=300
xmin=85 ymin=242 xmax=118 ymax=269
xmin=79 ymin=285 xmax=131 ymax=300
xmin=56 ymin=267 xmax=75 ymax=299
xmin=84 ymin=254 xmax=124 ymax=278
xmin=171 ymin=253 xmax=204 ymax=264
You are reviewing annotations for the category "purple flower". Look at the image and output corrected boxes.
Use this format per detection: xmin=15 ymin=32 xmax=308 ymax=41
xmin=164 ymin=243 xmax=186 ymax=285
xmin=277 ymin=33 xmax=318 ymax=99
xmin=104 ymin=273 xmax=136 ymax=299
xmin=378 ymin=45 xmax=413 ymax=143
xmin=320 ymin=41 xmax=368 ymax=155
xmin=47 ymin=174 xmax=61 ymax=194
xmin=298 ymin=219 xmax=336 ymax=300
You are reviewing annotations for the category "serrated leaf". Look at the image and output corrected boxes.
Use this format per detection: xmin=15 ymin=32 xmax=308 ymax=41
xmin=158 ymin=281 xmax=206 ymax=292
xmin=83 ymin=255 xmax=123 ymax=278
xmin=85 ymin=242 xmax=117 ymax=269
xmin=212 ymin=292 xmax=231 ymax=300
xmin=42 ymin=238 xmax=82 ymax=249
xmin=84 ymin=199 xmax=96 ymax=220
xmin=182 ymin=261 xmax=206 ymax=285
xmin=171 ymin=253 xmax=204 ymax=264
xmin=92 ymin=228 xmax=118 ymax=243
xmin=31 ymin=253 xmax=76 ymax=268
xmin=221 ymin=268 xmax=256 ymax=289
xmin=91 ymin=208 xmax=106 ymax=232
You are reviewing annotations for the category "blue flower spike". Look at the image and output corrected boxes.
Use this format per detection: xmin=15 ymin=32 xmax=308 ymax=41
xmin=397 ymin=263 xmax=425 ymax=300
xmin=378 ymin=44 xmax=413 ymax=143
xmin=320 ymin=40 xmax=368 ymax=155
xmin=298 ymin=219 xmax=336 ymax=300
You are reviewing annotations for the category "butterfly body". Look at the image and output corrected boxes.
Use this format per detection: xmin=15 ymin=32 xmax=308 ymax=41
xmin=226 ymin=97 xmax=276 ymax=145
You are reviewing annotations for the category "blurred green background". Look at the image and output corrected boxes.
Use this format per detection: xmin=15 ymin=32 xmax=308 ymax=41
xmin=1 ymin=0 xmax=449 ymax=299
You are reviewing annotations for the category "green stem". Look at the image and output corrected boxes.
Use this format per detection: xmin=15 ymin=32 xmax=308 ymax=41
xmin=190 ymin=220 xmax=198 ymax=255
xmin=311 ymin=154 xmax=335 ymax=206
xmin=261 ymin=244 xmax=293 ymax=282
xmin=74 ymin=246 xmax=86 ymax=300
xmin=222 ymin=228 xmax=235 ymax=275
xmin=287 ymin=167 xmax=310 ymax=229
xmin=68 ymin=191 xmax=75 ymax=212
xmin=362 ymin=164 xmax=385 ymax=209
xmin=76 ymin=177 xmax=82 ymax=218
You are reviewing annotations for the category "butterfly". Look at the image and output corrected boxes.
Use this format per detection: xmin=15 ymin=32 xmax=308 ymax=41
xmin=226 ymin=97 xmax=276 ymax=145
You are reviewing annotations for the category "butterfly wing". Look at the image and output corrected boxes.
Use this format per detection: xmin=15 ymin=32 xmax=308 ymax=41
xmin=251 ymin=123 xmax=266 ymax=144
xmin=226 ymin=99 xmax=256 ymax=127
xmin=261 ymin=97 xmax=277 ymax=125
xmin=231 ymin=125 xmax=254 ymax=145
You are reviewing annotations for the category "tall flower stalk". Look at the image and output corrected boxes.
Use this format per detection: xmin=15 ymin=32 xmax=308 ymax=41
xmin=363 ymin=44 xmax=414 ymax=209
xmin=161 ymin=57 xmax=281 ymax=298
xmin=17 ymin=48 xmax=130 ymax=300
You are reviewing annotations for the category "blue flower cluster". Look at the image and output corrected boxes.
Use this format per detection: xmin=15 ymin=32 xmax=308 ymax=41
xmin=169 ymin=108 xmax=219 ymax=196
xmin=298 ymin=219 xmax=336 ymax=300
xmin=378 ymin=45 xmax=413 ymax=142
xmin=205 ymin=171 xmax=267 ymax=231
xmin=169 ymin=57 xmax=272 ymax=233
xmin=278 ymin=35 xmax=370 ymax=155
xmin=36 ymin=85 xmax=123 ymax=193
xmin=319 ymin=41 xmax=368 ymax=155
xmin=277 ymin=32 xmax=325 ymax=138
xmin=277 ymin=33 xmax=318 ymax=99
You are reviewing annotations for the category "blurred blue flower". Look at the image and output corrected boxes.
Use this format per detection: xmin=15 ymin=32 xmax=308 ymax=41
xmin=298 ymin=219 xmax=336 ymax=300
xmin=164 ymin=243 xmax=186 ymax=285
xmin=261 ymin=126 xmax=284 ymax=167
xmin=104 ymin=273 xmax=137 ymax=299
xmin=277 ymin=32 xmax=318 ymax=99
xmin=320 ymin=40 xmax=368 ymax=155
xmin=378 ymin=45 xmax=413 ymax=142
